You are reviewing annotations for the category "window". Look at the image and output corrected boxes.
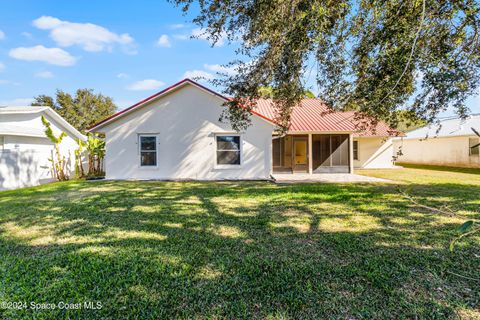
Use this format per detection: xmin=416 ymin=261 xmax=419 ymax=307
xmin=470 ymin=137 xmax=480 ymax=156
xmin=139 ymin=136 xmax=157 ymax=166
xmin=216 ymin=135 xmax=241 ymax=165
xmin=353 ymin=140 xmax=359 ymax=160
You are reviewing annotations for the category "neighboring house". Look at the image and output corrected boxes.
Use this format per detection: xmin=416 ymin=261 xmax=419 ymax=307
xmin=0 ymin=106 xmax=85 ymax=190
xmin=88 ymin=79 xmax=400 ymax=180
xmin=394 ymin=115 xmax=480 ymax=168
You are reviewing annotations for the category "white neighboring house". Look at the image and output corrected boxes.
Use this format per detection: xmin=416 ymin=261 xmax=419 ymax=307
xmin=0 ymin=106 xmax=86 ymax=190
xmin=88 ymin=79 xmax=400 ymax=181
xmin=393 ymin=114 xmax=480 ymax=168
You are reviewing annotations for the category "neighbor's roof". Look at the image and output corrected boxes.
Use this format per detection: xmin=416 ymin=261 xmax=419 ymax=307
xmin=253 ymin=99 xmax=401 ymax=137
xmin=402 ymin=114 xmax=480 ymax=140
xmin=0 ymin=106 xmax=86 ymax=141
xmin=88 ymin=78 xmax=400 ymax=137
xmin=0 ymin=123 xmax=46 ymax=137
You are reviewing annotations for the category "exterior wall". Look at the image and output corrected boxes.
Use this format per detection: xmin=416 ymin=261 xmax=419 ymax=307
xmin=393 ymin=136 xmax=480 ymax=168
xmin=0 ymin=113 xmax=78 ymax=190
xmin=101 ymin=85 xmax=274 ymax=180
xmin=353 ymin=137 xmax=395 ymax=169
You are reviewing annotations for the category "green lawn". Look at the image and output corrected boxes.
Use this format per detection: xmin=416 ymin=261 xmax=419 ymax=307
xmin=0 ymin=167 xmax=479 ymax=319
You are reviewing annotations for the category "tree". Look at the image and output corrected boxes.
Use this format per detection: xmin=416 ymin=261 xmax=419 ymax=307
xmin=41 ymin=116 xmax=69 ymax=181
xmin=73 ymin=134 xmax=105 ymax=179
xmin=85 ymin=133 xmax=106 ymax=177
xmin=172 ymin=0 xmax=480 ymax=131
xmin=394 ymin=110 xmax=427 ymax=132
xmin=258 ymin=86 xmax=316 ymax=99
xmin=74 ymin=138 xmax=86 ymax=178
xmin=32 ymin=89 xmax=116 ymax=133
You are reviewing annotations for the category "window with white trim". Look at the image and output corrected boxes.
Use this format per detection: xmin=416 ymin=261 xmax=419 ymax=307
xmin=469 ymin=137 xmax=479 ymax=156
xmin=139 ymin=135 xmax=157 ymax=166
xmin=353 ymin=140 xmax=359 ymax=160
xmin=216 ymin=135 xmax=241 ymax=165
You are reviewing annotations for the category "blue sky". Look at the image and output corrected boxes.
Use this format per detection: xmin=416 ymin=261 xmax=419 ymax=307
xmin=0 ymin=0 xmax=479 ymax=115
xmin=0 ymin=0 xmax=239 ymax=109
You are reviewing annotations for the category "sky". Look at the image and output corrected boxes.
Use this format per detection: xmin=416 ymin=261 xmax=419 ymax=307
xmin=0 ymin=1 xmax=239 ymax=109
xmin=0 ymin=0 xmax=479 ymax=115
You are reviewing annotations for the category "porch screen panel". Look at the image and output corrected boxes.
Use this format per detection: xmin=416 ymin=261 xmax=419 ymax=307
xmin=272 ymin=137 xmax=284 ymax=167
xmin=284 ymin=136 xmax=292 ymax=168
xmin=331 ymin=135 xmax=349 ymax=166
xmin=312 ymin=139 xmax=321 ymax=169
xmin=312 ymin=135 xmax=331 ymax=169
xmin=312 ymin=134 xmax=349 ymax=171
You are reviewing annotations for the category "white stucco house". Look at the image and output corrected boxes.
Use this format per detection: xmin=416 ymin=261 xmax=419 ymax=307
xmin=0 ymin=106 xmax=85 ymax=190
xmin=394 ymin=114 xmax=480 ymax=168
xmin=88 ymin=79 xmax=401 ymax=180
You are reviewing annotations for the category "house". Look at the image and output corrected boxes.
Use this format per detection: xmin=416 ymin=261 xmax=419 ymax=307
xmin=0 ymin=106 xmax=85 ymax=190
xmin=393 ymin=115 xmax=480 ymax=168
xmin=88 ymin=79 xmax=400 ymax=180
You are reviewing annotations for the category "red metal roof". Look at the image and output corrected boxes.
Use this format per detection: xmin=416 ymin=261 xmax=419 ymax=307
xmin=253 ymin=98 xmax=402 ymax=137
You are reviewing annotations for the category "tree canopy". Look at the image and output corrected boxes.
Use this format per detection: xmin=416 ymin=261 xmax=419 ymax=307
xmin=258 ymin=86 xmax=316 ymax=99
xmin=172 ymin=0 xmax=480 ymax=131
xmin=32 ymin=89 xmax=116 ymax=133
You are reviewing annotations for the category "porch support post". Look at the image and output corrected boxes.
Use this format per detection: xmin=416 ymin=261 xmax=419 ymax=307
xmin=308 ymin=133 xmax=313 ymax=174
xmin=349 ymin=133 xmax=354 ymax=174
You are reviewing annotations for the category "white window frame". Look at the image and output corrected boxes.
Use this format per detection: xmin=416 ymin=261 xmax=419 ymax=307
xmin=214 ymin=133 xmax=243 ymax=169
xmin=138 ymin=134 xmax=158 ymax=168
xmin=353 ymin=140 xmax=359 ymax=160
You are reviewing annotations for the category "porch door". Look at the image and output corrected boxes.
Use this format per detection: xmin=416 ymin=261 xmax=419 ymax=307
xmin=293 ymin=137 xmax=308 ymax=172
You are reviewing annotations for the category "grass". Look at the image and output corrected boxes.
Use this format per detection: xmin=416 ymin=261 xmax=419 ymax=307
xmin=0 ymin=167 xmax=479 ymax=319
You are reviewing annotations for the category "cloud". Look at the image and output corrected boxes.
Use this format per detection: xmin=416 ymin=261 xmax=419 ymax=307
xmin=35 ymin=71 xmax=54 ymax=78
xmin=127 ymin=79 xmax=165 ymax=91
xmin=204 ymin=63 xmax=237 ymax=76
xmin=173 ymin=34 xmax=189 ymax=40
xmin=32 ymin=16 xmax=62 ymax=29
xmin=156 ymin=34 xmax=171 ymax=48
xmin=0 ymin=62 xmax=4 ymax=72
xmin=191 ymin=28 xmax=228 ymax=47
xmin=117 ymin=73 xmax=129 ymax=79
xmin=0 ymin=80 xmax=20 ymax=86
xmin=170 ymin=23 xmax=186 ymax=30
xmin=21 ymin=32 xmax=33 ymax=39
xmin=0 ymin=30 xmax=4 ymax=40
xmin=182 ymin=70 xmax=215 ymax=81
xmin=32 ymin=16 xmax=136 ymax=53
xmin=0 ymin=98 xmax=34 ymax=106
xmin=9 ymin=45 xmax=77 ymax=66
xmin=114 ymin=99 xmax=137 ymax=109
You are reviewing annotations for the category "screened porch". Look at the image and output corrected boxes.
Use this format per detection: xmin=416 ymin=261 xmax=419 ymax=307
xmin=272 ymin=134 xmax=351 ymax=174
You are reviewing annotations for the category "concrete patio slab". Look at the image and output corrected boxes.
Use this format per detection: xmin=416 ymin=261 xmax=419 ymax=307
xmin=272 ymin=173 xmax=390 ymax=184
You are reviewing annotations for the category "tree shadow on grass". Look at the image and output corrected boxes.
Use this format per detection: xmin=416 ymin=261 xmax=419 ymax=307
xmin=0 ymin=180 xmax=478 ymax=319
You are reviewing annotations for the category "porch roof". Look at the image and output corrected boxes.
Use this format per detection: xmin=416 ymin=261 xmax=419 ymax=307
xmin=253 ymin=99 xmax=402 ymax=137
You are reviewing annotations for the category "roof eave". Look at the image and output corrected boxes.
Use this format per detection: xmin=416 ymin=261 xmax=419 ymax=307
xmin=43 ymin=108 xmax=86 ymax=141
